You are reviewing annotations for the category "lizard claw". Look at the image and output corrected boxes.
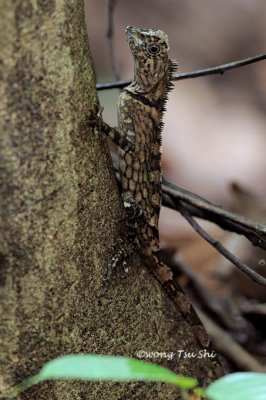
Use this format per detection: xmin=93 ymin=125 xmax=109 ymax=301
xmin=122 ymin=259 xmax=129 ymax=278
xmin=102 ymin=239 xmax=134 ymax=292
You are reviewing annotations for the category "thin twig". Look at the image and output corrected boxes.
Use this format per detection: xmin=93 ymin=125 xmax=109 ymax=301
xmin=106 ymin=0 xmax=120 ymax=81
xmin=96 ymin=54 xmax=266 ymax=90
xmin=170 ymin=255 xmax=244 ymax=331
xmin=172 ymin=54 xmax=266 ymax=81
xmin=241 ymin=302 xmax=266 ymax=316
xmin=178 ymin=203 xmax=266 ymax=288
xmin=197 ymin=309 xmax=266 ymax=373
xmin=162 ymin=178 xmax=266 ymax=250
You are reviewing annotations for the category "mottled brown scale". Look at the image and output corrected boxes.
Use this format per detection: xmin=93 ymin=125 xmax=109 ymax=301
xmin=117 ymin=26 xmax=177 ymax=257
xmin=101 ymin=27 xmax=178 ymax=285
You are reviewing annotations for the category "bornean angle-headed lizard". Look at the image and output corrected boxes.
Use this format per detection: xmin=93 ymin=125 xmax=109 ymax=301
xmin=101 ymin=26 xmax=180 ymax=289
xmin=99 ymin=26 xmax=212 ymax=347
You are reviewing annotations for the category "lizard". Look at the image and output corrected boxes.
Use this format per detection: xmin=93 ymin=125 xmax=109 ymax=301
xmin=101 ymin=25 xmax=178 ymax=287
xmin=100 ymin=27 xmax=212 ymax=348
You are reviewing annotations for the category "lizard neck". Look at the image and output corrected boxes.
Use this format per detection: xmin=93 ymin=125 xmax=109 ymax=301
xmin=127 ymin=59 xmax=177 ymax=98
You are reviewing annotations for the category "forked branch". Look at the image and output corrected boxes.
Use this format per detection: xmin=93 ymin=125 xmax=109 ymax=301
xmin=162 ymin=178 xmax=266 ymax=250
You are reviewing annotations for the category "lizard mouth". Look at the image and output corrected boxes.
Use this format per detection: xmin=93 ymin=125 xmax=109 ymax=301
xmin=126 ymin=27 xmax=136 ymax=53
xmin=125 ymin=26 xmax=134 ymax=42
xmin=125 ymin=26 xmax=142 ymax=56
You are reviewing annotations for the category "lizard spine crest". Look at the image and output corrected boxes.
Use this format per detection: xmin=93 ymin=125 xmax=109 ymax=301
xmin=118 ymin=26 xmax=177 ymax=255
xmin=103 ymin=26 xmax=178 ymax=284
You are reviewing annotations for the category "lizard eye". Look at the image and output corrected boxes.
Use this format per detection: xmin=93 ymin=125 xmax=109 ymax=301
xmin=147 ymin=44 xmax=161 ymax=56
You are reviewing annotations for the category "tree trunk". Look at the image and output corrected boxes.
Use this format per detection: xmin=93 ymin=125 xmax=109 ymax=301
xmin=0 ymin=1 xmax=226 ymax=399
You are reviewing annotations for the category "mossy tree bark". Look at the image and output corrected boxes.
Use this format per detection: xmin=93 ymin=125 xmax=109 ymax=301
xmin=0 ymin=1 xmax=225 ymax=399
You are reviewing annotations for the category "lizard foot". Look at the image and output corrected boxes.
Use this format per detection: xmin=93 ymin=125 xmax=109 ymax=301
xmin=103 ymin=239 xmax=135 ymax=292
xmin=123 ymin=197 xmax=146 ymax=223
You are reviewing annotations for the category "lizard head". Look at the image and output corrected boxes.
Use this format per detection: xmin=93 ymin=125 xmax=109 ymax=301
xmin=125 ymin=26 xmax=170 ymax=93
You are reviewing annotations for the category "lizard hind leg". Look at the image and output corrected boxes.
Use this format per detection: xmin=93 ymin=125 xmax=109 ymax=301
xmin=103 ymin=197 xmax=144 ymax=291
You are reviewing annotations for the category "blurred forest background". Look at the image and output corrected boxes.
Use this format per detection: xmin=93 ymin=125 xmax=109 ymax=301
xmin=85 ymin=0 xmax=266 ymax=291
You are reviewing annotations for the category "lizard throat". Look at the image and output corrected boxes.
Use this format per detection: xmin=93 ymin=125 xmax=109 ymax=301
xmin=127 ymin=59 xmax=176 ymax=95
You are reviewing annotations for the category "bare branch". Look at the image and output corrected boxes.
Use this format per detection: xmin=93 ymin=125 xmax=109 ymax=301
xmin=96 ymin=54 xmax=266 ymax=90
xmin=172 ymin=54 xmax=266 ymax=81
xmin=197 ymin=309 xmax=266 ymax=373
xmin=170 ymin=256 xmax=242 ymax=331
xmin=178 ymin=204 xmax=266 ymax=288
xmin=106 ymin=0 xmax=120 ymax=81
xmin=97 ymin=78 xmax=129 ymax=91
xmin=162 ymin=178 xmax=266 ymax=250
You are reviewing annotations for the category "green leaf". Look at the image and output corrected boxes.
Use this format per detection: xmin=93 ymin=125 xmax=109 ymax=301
xmin=206 ymin=372 xmax=266 ymax=400
xmin=19 ymin=354 xmax=197 ymax=392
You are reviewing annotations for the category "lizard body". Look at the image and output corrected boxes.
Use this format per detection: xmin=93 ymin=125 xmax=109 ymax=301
xmin=104 ymin=26 xmax=177 ymax=281
xmin=100 ymin=33 xmax=212 ymax=349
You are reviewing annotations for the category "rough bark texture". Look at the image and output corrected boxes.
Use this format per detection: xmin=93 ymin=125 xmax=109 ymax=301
xmin=0 ymin=1 xmax=225 ymax=399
